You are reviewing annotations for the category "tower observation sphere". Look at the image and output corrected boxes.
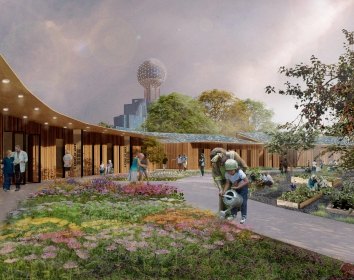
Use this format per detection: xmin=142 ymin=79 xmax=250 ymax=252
xmin=137 ymin=58 xmax=166 ymax=103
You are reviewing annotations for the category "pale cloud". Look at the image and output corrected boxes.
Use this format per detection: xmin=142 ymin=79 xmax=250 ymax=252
xmin=1 ymin=0 xmax=354 ymax=126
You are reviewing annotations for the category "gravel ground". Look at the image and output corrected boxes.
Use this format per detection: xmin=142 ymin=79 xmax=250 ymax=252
xmin=249 ymin=171 xmax=353 ymax=221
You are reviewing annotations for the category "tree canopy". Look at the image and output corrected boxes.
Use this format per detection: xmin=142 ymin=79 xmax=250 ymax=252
xmin=141 ymin=137 xmax=165 ymax=164
xmin=266 ymin=29 xmax=354 ymax=169
xmin=142 ymin=92 xmax=218 ymax=134
xmin=265 ymin=127 xmax=318 ymax=166
xmin=197 ymin=89 xmax=276 ymax=135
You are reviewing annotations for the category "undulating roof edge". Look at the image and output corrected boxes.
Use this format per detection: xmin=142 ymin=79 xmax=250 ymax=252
xmin=0 ymin=54 xmax=143 ymax=138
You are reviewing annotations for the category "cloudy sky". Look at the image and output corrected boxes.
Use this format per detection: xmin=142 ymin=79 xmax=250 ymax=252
xmin=1 ymin=0 xmax=353 ymax=126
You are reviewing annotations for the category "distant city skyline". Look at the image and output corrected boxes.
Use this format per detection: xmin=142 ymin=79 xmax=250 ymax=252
xmin=1 ymin=0 xmax=353 ymax=126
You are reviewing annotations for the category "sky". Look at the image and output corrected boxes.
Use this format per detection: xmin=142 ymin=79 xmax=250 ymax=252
xmin=1 ymin=0 xmax=354 ymax=126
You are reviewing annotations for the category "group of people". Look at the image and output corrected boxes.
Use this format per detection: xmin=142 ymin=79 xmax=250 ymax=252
xmin=1 ymin=145 xmax=28 ymax=192
xmin=177 ymin=154 xmax=188 ymax=171
xmin=99 ymin=160 xmax=113 ymax=176
xmin=129 ymin=152 xmax=149 ymax=183
xmin=210 ymin=148 xmax=249 ymax=224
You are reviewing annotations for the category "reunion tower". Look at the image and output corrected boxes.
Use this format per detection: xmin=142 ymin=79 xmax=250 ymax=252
xmin=137 ymin=58 xmax=166 ymax=103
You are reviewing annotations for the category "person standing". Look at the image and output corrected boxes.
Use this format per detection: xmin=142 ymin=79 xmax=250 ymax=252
xmin=199 ymin=154 xmax=205 ymax=176
xmin=312 ymin=160 xmax=317 ymax=173
xmin=63 ymin=150 xmax=73 ymax=178
xmin=12 ymin=145 xmax=28 ymax=191
xmin=182 ymin=154 xmax=188 ymax=171
xmin=223 ymin=159 xmax=249 ymax=224
xmin=2 ymin=150 xmax=14 ymax=191
xmin=177 ymin=155 xmax=183 ymax=172
xmin=162 ymin=156 xmax=168 ymax=171
xmin=106 ymin=160 xmax=113 ymax=174
xmin=99 ymin=162 xmax=105 ymax=176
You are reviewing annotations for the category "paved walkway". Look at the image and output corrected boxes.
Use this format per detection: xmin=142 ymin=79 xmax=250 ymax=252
xmin=0 ymin=175 xmax=353 ymax=264
xmin=171 ymin=175 xmax=354 ymax=264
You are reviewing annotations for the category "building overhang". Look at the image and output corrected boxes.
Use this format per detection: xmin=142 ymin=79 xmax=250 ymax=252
xmin=0 ymin=55 xmax=143 ymax=138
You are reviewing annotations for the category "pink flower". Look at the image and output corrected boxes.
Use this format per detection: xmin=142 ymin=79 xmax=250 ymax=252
xmin=43 ymin=245 xmax=58 ymax=252
xmin=63 ymin=261 xmax=78 ymax=269
xmin=83 ymin=242 xmax=98 ymax=249
xmin=75 ymin=249 xmax=89 ymax=259
xmin=4 ymin=258 xmax=18 ymax=263
xmin=24 ymin=254 xmax=38 ymax=261
xmin=41 ymin=252 xmax=57 ymax=259
xmin=106 ymin=244 xmax=117 ymax=251
xmin=0 ymin=244 xmax=15 ymax=255
xmin=202 ymin=244 xmax=217 ymax=250
xmin=155 ymin=249 xmax=170 ymax=255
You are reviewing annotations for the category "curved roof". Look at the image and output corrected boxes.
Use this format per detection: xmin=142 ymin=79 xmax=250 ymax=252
xmin=0 ymin=55 xmax=143 ymax=138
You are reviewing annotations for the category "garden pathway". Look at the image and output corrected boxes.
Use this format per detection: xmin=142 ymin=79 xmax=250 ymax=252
xmin=171 ymin=174 xmax=354 ymax=264
xmin=0 ymin=175 xmax=353 ymax=265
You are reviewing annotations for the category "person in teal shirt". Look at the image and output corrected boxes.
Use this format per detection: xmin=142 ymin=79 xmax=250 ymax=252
xmin=129 ymin=152 xmax=139 ymax=183
xmin=2 ymin=150 xmax=14 ymax=191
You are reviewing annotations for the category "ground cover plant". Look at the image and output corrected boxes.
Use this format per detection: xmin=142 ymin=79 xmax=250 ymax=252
xmin=108 ymin=169 xmax=202 ymax=181
xmin=0 ymin=178 xmax=346 ymax=279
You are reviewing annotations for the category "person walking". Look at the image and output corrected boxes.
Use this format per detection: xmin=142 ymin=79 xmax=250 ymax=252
xmin=12 ymin=145 xmax=28 ymax=191
xmin=128 ymin=152 xmax=139 ymax=183
xmin=63 ymin=150 xmax=73 ymax=178
xmin=199 ymin=153 xmax=205 ymax=176
xmin=2 ymin=150 xmax=14 ymax=191
xmin=138 ymin=153 xmax=149 ymax=182
xmin=223 ymin=159 xmax=249 ymax=224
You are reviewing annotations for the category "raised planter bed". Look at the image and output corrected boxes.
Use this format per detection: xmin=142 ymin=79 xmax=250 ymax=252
xmin=290 ymin=176 xmax=342 ymax=188
xmin=276 ymin=193 xmax=323 ymax=209
xmin=325 ymin=204 xmax=354 ymax=216
xmin=290 ymin=176 xmax=308 ymax=185
xmin=330 ymin=178 xmax=342 ymax=188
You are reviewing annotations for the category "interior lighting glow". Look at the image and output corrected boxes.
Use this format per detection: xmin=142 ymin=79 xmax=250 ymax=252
xmin=86 ymin=127 xmax=90 ymax=129
xmin=34 ymin=107 xmax=39 ymax=111
xmin=68 ymin=122 xmax=72 ymax=125
xmin=23 ymin=116 xmax=28 ymax=119
xmin=2 ymin=108 xmax=9 ymax=111
xmin=18 ymin=94 xmax=24 ymax=98
xmin=44 ymin=122 xmax=49 ymax=125
xmin=53 ymin=116 xmax=57 ymax=119
xmin=63 ymin=126 xmax=67 ymax=129
xmin=1 ymin=79 xmax=10 ymax=84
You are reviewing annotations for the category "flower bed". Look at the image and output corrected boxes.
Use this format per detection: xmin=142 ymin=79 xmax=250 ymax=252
xmin=0 ymin=178 xmax=345 ymax=279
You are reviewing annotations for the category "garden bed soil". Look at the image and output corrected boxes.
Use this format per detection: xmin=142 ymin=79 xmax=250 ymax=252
xmin=276 ymin=193 xmax=323 ymax=209
xmin=326 ymin=204 xmax=354 ymax=217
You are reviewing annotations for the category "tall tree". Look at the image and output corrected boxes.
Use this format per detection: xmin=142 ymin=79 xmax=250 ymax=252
xmin=266 ymin=29 xmax=354 ymax=169
xmin=141 ymin=137 xmax=165 ymax=164
xmin=143 ymin=92 xmax=218 ymax=134
xmin=197 ymin=90 xmax=276 ymax=135
xmin=243 ymin=99 xmax=276 ymax=131
xmin=265 ymin=127 xmax=318 ymax=167
xmin=197 ymin=89 xmax=237 ymax=122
